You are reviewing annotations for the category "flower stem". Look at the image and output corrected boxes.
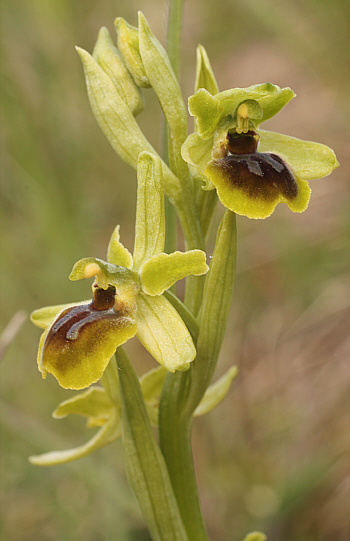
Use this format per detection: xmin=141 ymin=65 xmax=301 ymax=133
xmin=163 ymin=0 xmax=183 ymax=255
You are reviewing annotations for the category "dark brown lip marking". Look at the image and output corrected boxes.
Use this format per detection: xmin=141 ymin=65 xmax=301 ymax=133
xmin=209 ymin=130 xmax=298 ymax=202
xmin=47 ymin=286 xmax=125 ymax=344
xmin=42 ymin=286 xmax=135 ymax=376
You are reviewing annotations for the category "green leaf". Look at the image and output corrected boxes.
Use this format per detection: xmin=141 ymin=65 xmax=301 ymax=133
xmin=258 ymin=129 xmax=339 ymax=180
xmin=242 ymin=533 xmax=267 ymax=541
xmin=29 ymin=410 xmax=121 ymax=466
xmin=140 ymin=250 xmax=209 ymax=296
xmin=195 ymin=45 xmax=219 ymax=95
xmin=53 ymin=386 xmax=113 ymax=422
xmin=93 ymin=27 xmax=144 ymax=115
xmin=115 ymin=17 xmax=151 ymax=88
xmin=136 ymin=291 xmax=196 ymax=372
xmin=107 ymin=225 xmax=133 ymax=269
xmin=133 ymin=152 xmax=165 ymax=270
xmin=76 ymin=47 xmax=154 ymax=169
xmin=194 ymin=366 xmax=238 ymax=417
xmin=116 ymin=348 xmax=189 ymax=541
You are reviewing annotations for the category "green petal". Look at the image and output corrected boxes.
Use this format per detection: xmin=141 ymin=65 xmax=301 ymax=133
xmin=76 ymin=47 xmax=154 ymax=169
xmin=136 ymin=292 xmax=196 ymax=372
xmin=133 ymin=152 xmax=165 ymax=270
xmin=29 ymin=410 xmax=121 ymax=466
xmin=107 ymin=225 xmax=133 ymax=268
xmin=195 ymin=45 xmax=219 ymax=95
xmin=38 ymin=300 xmax=137 ymax=390
xmin=188 ymin=89 xmax=222 ymax=139
xmin=189 ymin=83 xmax=295 ymax=139
xmin=53 ymin=387 xmax=114 ymax=424
xmin=194 ymin=366 xmax=238 ymax=417
xmin=258 ymin=129 xmax=339 ymax=180
xmin=93 ymin=27 xmax=144 ymax=115
xmin=31 ymin=301 xmax=88 ymax=330
xmin=115 ymin=17 xmax=151 ymax=88
xmin=140 ymin=250 xmax=209 ymax=296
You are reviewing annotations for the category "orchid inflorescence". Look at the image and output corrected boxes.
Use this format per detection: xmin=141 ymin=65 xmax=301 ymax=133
xmin=30 ymin=11 xmax=338 ymax=541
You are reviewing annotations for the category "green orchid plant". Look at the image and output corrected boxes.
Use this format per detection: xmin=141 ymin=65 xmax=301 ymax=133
xmin=30 ymin=6 xmax=338 ymax=541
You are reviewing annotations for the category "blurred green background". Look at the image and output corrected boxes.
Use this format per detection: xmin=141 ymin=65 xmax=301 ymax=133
xmin=1 ymin=0 xmax=349 ymax=540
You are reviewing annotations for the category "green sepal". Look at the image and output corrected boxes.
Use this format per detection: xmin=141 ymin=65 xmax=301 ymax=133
xmin=135 ymin=291 xmax=195 ymax=372
xmin=189 ymin=83 xmax=295 ymax=139
xmin=195 ymin=44 xmax=219 ymax=95
xmin=93 ymin=27 xmax=144 ymax=115
xmin=140 ymin=250 xmax=209 ymax=296
xmin=76 ymin=47 xmax=154 ymax=169
xmin=258 ymin=129 xmax=339 ymax=180
xmin=133 ymin=152 xmax=165 ymax=270
xmin=107 ymin=225 xmax=133 ymax=269
xmin=194 ymin=366 xmax=238 ymax=417
xmin=138 ymin=12 xmax=188 ymax=144
xmin=53 ymin=386 xmax=114 ymax=427
xmin=29 ymin=410 xmax=121 ymax=466
xmin=116 ymin=348 xmax=189 ymax=541
xmin=31 ymin=301 xmax=88 ymax=330
xmin=115 ymin=17 xmax=151 ymax=88
xmin=162 ymin=290 xmax=199 ymax=342
xmin=242 ymin=533 xmax=267 ymax=541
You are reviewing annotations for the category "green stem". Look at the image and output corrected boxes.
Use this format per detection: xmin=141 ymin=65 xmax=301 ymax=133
xmin=159 ymin=211 xmax=237 ymax=539
xmin=159 ymin=372 xmax=209 ymax=541
xmin=163 ymin=0 xmax=183 ymax=255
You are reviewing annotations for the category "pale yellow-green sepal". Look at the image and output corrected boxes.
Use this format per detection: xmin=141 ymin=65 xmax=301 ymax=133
xmin=30 ymin=301 xmax=88 ymax=330
xmin=181 ymin=132 xmax=214 ymax=189
xmin=140 ymin=250 xmax=209 ymax=296
xmin=194 ymin=366 xmax=238 ymax=417
xmin=242 ymin=533 xmax=267 ymax=541
xmin=93 ymin=27 xmax=144 ymax=115
xmin=29 ymin=410 xmax=121 ymax=466
xmin=133 ymin=152 xmax=165 ymax=270
xmin=115 ymin=18 xmax=151 ymax=88
xmin=136 ymin=291 xmax=195 ymax=372
xmin=195 ymin=45 xmax=219 ymax=95
xmin=258 ymin=130 xmax=339 ymax=180
xmin=107 ymin=225 xmax=133 ymax=269
xmin=76 ymin=47 xmax=154 ymax=169
xmin=53 ymin=386 xmax=114 ymax=428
